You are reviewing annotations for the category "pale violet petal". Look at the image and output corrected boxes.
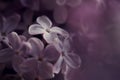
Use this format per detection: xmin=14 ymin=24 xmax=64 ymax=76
xmin=38 ymin=61 xmax=54 ymax=79
xmin=44 ymin=44 xmax=60 ymax=62
xmin=53 ymin=55 xmax=63 ymax=74
xmin=28 ymin=37 xmax=44 ymax=57
xmin=20 ymin=58 xmax=38 ymax=73
xmin=56 ymin=0 xmax=66 ymax=6
xmin=64 ymin=52 xmax=81 ymax=69
xmin=28 ymin=24 xmax=45 ymax=35
xmin=50 ymin=26 xmax=69 ymax=38
xmin=7 ymin=32 xmax=21 ymax=50
xmin=19 ymin=35 xmax=27 ymax=41
xmin=36 ymin=16 xmax=52 ymax=29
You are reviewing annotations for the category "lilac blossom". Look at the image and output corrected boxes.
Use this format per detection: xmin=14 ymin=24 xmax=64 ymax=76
xmin=19 ymin=37 xmax=55 ymax=80
xmin=53 ymin=38 xmax=81 ymax=74
xmin=0 ymin=14 xmax=20 ymax=46
xmin=28 ymin=16 xmax=69 ymax=44
xmin=0 ymin=32 xmax=28 ymax=72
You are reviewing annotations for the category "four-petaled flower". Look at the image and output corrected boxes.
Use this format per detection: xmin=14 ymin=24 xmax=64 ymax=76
xmin=19 ymin=37 xmax=54 ymax=80
xmin=29 ymin=16 xmax=69 ymax=44
xmin=53 ymin=38 xmax=81 ymax=74
xmin=0 ymin=14 xmax=20 ymax=46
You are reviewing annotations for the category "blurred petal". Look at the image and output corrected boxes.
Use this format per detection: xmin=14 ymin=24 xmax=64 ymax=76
xmin=20 ymin=58 xmax=38 ymax=80
xmin=0 ymin=48 xmax=14 ymax=63
xmin=54 ymin=6 xmax=68 ymax=24
xmin=28 ymin=37 xmax=44 ymax=57
xmin=64 ymin=52 xmax=81 ymax=68
xmin=36 ymin=16 xmax=52 ymax=29
xmin=19 ymin=42 xmax=32 ymax=57
xmin=53 ymin=55 xmax=63 ymax=74
xmin=22 ymin=71 xmax=36 ymax=80
xmin=7 ymin=32 xmax=21 ymax=50
xmin=12 ymin=55 xmax=24 ymax=74
xmin=44 ymin=44 xmax=60 ymax=62
xmin=28 ymin=24 xmax=45 ymax=35
xmin=66 ymin=0 xmax=81 ymax=7
xmin=19 ymin=35 xmax=27 ymax=41
xmin=56 ymin=0 xmax=66 ymax=6
xmin=3 ymin=13 xmax=20 ymax=33
xmin=20 ymin=0 xmax=40 ymax=11
xmin=38 ymin=61 xmax=54 ymax=79
xmin=20 ymin=58 xmax=38 ymax=73
xmin=50 ymin=26 xmax=69 ymax=38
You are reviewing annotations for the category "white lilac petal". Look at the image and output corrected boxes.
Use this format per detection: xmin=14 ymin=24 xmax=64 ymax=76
xmin=64 ymin=52 xmax=81 ymax=69
xmin=50 ymin=26 xmax=69 ymax=38
xmin=3 ymin=13 xmax=20 ymax=34
xmin=44 ymin=44 xmax=60 ymax=62
xmin=38 ymin=61 xmax=54 ymax=79
xmin=28 ymin=24 xmax=45 ymax=35
xmin=52 ymin=38 xmax=63 ymax=53
xmin=0 ymin=48 xmax=14 ymax=63
xmin=53 ymin=6 xmax=68 ymax=24
xmin=53 ymin=55 xmax=64 ymax=74
xmin=56 ymin=0 xmax=66 ymax=6
xmin=7 ymin=32 xmax=21 ymax=50
xmin=36 ymin=16 xmax=52 ymax=29
xmin=62 ymin=38 xmax=71 ymax=52
xmin=43 ymin=32 xmax=58 ymax=44
xmin=28 ymin=37 xmax=44 ymax=57
xmin=66 ymin=0 xmax=81 ymax=7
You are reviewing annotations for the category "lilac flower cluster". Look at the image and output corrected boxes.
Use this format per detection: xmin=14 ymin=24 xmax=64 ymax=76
xmin=1 ymin=0 xmax=120 ymax=80
xmin=0 ymin=0 xmax=81 ymax=80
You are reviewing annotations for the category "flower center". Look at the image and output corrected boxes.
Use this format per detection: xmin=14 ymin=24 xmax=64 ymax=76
xmin=38 ymin=57 xmax=43 ymax=61
xmin=46 ymin=29 xmax=50 ymax=33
